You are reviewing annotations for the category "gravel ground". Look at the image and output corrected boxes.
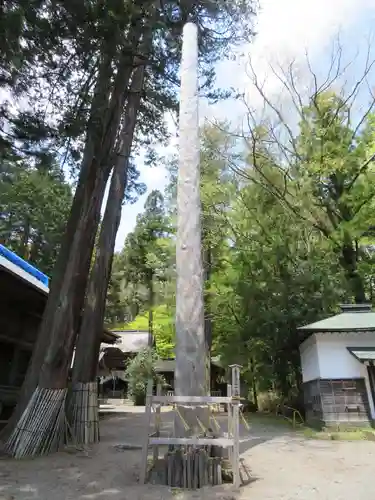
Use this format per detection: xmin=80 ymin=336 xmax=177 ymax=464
xmin=240 ymin=419 xmax=375 ymax=500
xmin=0 ymin=408 xmax=374 ymax=500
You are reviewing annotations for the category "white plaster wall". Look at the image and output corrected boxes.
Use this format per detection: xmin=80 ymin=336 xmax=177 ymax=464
xmin=315 ymin=332 xmax=375 ymax=418
xmin=299 ymin=335 xmax=320 ymax=383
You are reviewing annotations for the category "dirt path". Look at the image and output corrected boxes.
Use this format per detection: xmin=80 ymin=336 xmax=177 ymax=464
xmin=240 ymin=419 xmax=375 ymax=500
xmin=0 ymin=409 xmax=374 ymax=499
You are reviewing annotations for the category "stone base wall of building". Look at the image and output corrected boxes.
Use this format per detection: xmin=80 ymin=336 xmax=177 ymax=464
xmin=303 ymin=377 xmax=372 ymax=428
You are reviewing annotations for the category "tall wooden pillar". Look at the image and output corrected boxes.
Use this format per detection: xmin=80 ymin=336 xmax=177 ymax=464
xmin=174 ymin=22 xmax=209 ymax=436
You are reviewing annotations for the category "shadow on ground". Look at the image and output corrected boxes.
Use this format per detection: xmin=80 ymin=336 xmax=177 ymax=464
xmin=0 ymin=410 xmax=300 ymax=500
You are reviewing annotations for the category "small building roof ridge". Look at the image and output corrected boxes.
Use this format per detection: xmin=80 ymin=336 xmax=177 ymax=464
xmin=298 ymin=310 xmax=375 ymax=332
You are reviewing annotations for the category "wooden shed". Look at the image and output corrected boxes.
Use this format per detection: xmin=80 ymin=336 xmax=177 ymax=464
xmin=0 ymin=246 xmax=118 ymax=424
xmin=298 ymin=303 xmax=375 ymax=427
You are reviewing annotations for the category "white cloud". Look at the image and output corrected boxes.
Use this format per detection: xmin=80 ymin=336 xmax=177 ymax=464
xmin=246 ymin=0 xmax=375 ymax=107
xmin=113 ymin=114 xmax=177 ymax=250
xmin=254 ymin=0 xmax=364 ymax=61
xmin=114 ymin=0 xmax=375 ymax=250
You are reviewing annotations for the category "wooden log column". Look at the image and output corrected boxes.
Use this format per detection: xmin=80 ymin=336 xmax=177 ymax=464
xmin=174 ymin=22 xmax=209 ymax=437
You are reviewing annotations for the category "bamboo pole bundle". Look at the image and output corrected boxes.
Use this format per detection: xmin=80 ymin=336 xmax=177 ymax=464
xmin=5 ymin=387 xmax=66 ymax=458
xmin=68 ymin=382 xmax=99 ymax=446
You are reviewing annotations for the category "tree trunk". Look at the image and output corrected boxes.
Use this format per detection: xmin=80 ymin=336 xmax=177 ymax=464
xmin=72 ymin=60 xmax=146 ymax=384
xmin=29 ymin=231 xmax=43 ymax=266
xmin=69 ymin=59 xmax=147 ymax=444
xmin=20 ymin=217 xmax=30 ymax=259
xmin=148 ymin=276 xmax=154 ymax=347
xmin=174 ymin=22 xmax=208 ymax=438
xmin=0 ymin=47 xmax=113 ymax=445
xmin=2 ymin=30 xmax=141 ymax=455
xmin=249 ymin=357 xmax=258 ymax=409
xmin=341 ymin=238 xmax=366 ymax=303
xmin=203 ymin=246 xmax=212 ymax=351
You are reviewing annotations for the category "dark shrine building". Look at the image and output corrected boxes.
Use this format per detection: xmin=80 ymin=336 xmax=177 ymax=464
xmin=0 ymin=248 xmax=49 ymax=423
xmin=0 ymin=246 xmax=118 ymax=425
xmin=98 ymin=330 xmax=228 ymax=399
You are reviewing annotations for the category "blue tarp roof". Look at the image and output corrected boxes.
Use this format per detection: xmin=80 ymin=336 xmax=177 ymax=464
xmin=0 ymin=244 xmax=49 ymax=287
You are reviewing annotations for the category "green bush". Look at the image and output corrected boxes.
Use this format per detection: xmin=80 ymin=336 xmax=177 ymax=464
xmin=124 ymin=348 xmax=165 ymax=404
xmin=257 ymin=391 xmax=284 ymax=413
xmin=116 ymin=305 xmax=175 ymax=359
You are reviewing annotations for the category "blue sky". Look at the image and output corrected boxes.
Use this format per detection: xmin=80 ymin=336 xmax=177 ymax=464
xmin=112 ymin=0 xmax=375 ymax=252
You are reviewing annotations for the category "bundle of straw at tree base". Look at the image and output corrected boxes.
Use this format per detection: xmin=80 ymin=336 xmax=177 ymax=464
xmin=5 ymin=387 xmax=66 ymax=458
xmin=68 ymin=382 xmax=99 ymax=445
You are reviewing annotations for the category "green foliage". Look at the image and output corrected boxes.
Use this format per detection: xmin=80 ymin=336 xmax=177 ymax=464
xmin=209 ymin=171 xmax=345 ymax=395
xmin=256 ymin=391 xmax=284 ymax=413
xmin=8 ymin=0 xmax=374 ymax=412
xmin=294 ymin=92 xmax=375 ymax=302
xmin=105 ymin=190 xmax=174 ymax=328
xmin=0 ymin=0 xmax=256 ymax=172
xmin=121 ymin=305 xmax=175 ymax=359
xmin=0 ymin=0 xmax=257 ymax=434
xmin=108 ymin=78 xmax=375 ymax=404
xmin=0 ymin=0 xmax=256 ymax=307
xmin=124 ymin=347 xmax=165 ymax=399
xmin=0 ymin=160 xmax=72 ymax=274
xmin=126 ymin=190 xmax=172 ymax=286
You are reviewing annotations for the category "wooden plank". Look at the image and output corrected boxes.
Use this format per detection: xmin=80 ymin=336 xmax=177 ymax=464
xmin=183 ymin=453 xmax=187 ymax=488
xmin=187 ymin=452 xmax=192 ymax=489
xmin=152 ymin=395 xmax=233 ymax=404
xmin=193 ymin=451 xmax=199 ymax=489
xmin=231 ymin=365 xmax=241 ymax=489
xmin=227 ymin=384 xmax=232 ymax=463
xmin=149 ymin=437 xmax=234 ymax=447
xmin=232 ymin=403 xmax=240 ymax=488
xmin=139 ymin=381 xmax=153 ymax=484
xmin=153 ymin=384 xmax=162 ymax=464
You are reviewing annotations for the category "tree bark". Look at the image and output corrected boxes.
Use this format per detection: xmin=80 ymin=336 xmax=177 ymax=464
xmin=20 ymin=217 xmax=30 ymax=259
xmin=203 ymin=246 xmax=212 ymax=352
xmin=175 ymin=22 xmax=208 ymax=437
xmin=38 ymin=43 xmax=137 ymax=390
xmin=148 ymin=275 xmax=154 ymax=348
xmin=29 ymin=231 xmax=43 ymax=266
xmin=72 ymin=59 xmax=148 ymax=386
xmin=249 ymin=357 xmax=258 ymax=409
xmin=341 ymin=238 xmax=366 ymax=303
xmin=1 ymin=29 xmax=140 ymax=443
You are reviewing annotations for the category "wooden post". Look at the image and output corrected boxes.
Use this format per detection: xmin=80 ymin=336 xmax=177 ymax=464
xmin=153 ymin=383 xmax=162 ymax=464
xmin=140 ymin=380 xmax=153 ymax=484
xmin=174 ymin=22 xmax=208 ymax=436
xmin=227 ymin=383 xmax=232 ymax=463
xmin=229 ymin=365 xmax=241 ymax=489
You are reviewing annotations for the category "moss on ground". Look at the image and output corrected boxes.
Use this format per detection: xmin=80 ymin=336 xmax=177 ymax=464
xmin=245 ymin=412 xmax=375 ymax=441
xmin=302 ymin=426 xmax=375 ymax=441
